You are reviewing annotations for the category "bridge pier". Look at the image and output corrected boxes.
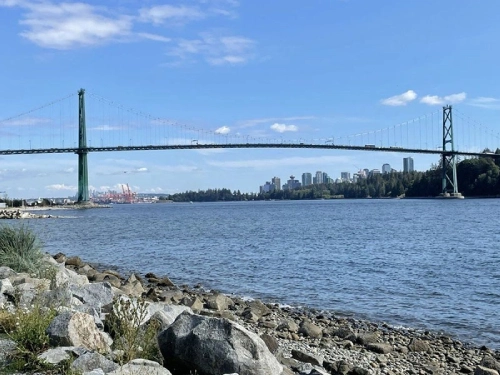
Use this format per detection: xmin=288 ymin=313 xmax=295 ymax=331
xmin=77 ymin=89 xmax=89 ymax=203
xmin=437 ymin=105 xmax=463 ymax=199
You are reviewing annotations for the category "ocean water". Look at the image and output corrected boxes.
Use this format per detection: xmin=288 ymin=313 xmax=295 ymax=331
xmin=24 ymin=199 xmax=500 ymax=348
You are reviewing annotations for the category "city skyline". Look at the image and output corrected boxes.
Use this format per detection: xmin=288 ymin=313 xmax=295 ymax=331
xmin=1 ymin=1 xmax=500 ymax=198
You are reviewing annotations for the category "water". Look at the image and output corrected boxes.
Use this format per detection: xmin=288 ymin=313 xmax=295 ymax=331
xmin=24 ymin=199 xmax=500 ymax=348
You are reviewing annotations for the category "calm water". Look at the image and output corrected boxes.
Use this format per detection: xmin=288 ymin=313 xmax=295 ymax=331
xmin=23 ymin=199 xmax=500 ymax=348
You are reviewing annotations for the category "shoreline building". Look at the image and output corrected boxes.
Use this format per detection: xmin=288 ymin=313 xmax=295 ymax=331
xmin=302 ymin=172 xmax=312 ymax=187
xmin=315 ymin=171 xmax=324 ymax=185
xmin=272 ymin=177 xmax=281 ymax=191
xmin=382 ymin=163 xmax=391 ymax=174
xmin=403 ymin=157 xmax=414 ymax=173
xmin=283 ymin=175 xmax=301 ymax=190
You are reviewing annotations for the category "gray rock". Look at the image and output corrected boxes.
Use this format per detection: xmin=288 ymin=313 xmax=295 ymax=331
xmin=278 ymin=319 xmax=299 ymax=333
xmin=108 ymin=359 xmax=172 ymax=375
xmin=0 ymin=338 xmax=16 ymax=367
xmin=52 ymin=264 xmax=89 ymax=289
xmin=260 ymin=333 xmax=279 ymax=354
xmin=65 ymin=256 xmax=84 ymax=267
xmin=474 ymin=365 xmax=500 ymax=375
xmin=299 ymin=320 xmax=323 ymax=339
xmin=71 ymin=352 xmax=119 ymax=373
xmin=246 ymin=299 xmax=272 ymax=318
xmin=0 ymin=278 xmax=14 ymax=295
xmin=0 ymin=266 xmax=16 ymax=279
xmin=47 ymin=311 xmax=112 ymax=352
xmin=481 ymin=356 xmax=500 ymax=372
xmin=69 ymin=282 xmax=114 ymax=311
xmin=367 ymin=342 xmax=393 ymax=354
xmin=120 ymin=274 xmax=145 ymax=298
xmin=356 ymin=332 xmax=379 ymax=345
xmin=83 ymin=369 xmax=105 ymax=375
xmin=291 ymin=349 xmax=323 ymax=366
xmin=206 ymin=293 xmax=234 ymax=311
xmin=408 ymin=338 xmax=431 ymax=353
xmin=150 ymin=304 xmax=193 ymax=329
xmin=158 ymin=312 xmax=282 ymax=375
xmin=38 ymin=346 xmax=77 ymax=365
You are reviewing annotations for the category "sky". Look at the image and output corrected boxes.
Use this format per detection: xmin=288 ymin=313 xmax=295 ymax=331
xmin=1 ymin=0 xmax=500 ymax=198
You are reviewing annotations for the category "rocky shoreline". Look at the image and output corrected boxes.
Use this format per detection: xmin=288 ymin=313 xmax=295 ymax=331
xmin=1 ymin=253 xmax=499 ymax=375
xmin=0 ymin=209 xmax=55 ymax=219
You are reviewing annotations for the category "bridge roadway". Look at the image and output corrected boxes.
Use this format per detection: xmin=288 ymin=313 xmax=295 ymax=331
xmin=0 ymin=143 xmax=495 ymax=158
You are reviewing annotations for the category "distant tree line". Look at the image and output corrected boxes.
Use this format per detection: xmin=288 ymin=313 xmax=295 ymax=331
xmin=167 ymin=151 xmax=500 ymax=202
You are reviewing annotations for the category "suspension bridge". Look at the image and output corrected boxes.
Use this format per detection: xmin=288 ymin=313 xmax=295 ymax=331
xmin=0 ymin=89 xmax=498 ymax=203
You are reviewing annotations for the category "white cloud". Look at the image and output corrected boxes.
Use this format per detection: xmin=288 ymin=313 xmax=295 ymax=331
xmin=207 ymin=155 xmax=351 ymax=169
xmin=238 ymin=116 xmax=315 ymax=128
xmin=468 ymin=97 xmax=500 ymax=110
xmin=1 ymin=117 xmax=51 ymax=126
xmin=420 ymin=92 xmax=467 ymax=106
xmin=90 ymin=125 xmax=123 ymax=131
xmin=380 ymin=90 xmax=417 ymax=106
xmin=139 ymin=5 xmax=204 ymax=25
xmin=215 ymin=126 xmax=230 ymax=134
xmin=46 ymin=183 xmax=77 ymax=191
xmin=15 ymin=2 xmax=133 ymax=49
xmin=137 ymin=32 xmax=171 ymax=43
xmin=169 ymin=33 xmax=255 ymax=65
xmin=270 ymin=123 xmax=298 ymax=133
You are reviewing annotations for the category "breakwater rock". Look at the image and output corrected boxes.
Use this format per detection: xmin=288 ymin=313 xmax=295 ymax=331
xmin=0 ymin=209 xmax=54 ymax=219
xmin=0 ymin=254 xmax=499 ymax=374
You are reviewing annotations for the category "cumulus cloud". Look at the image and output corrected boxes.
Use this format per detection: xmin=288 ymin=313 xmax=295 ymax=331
xmin=0 ymin=1 xmax=244 ymax=52
xmin=380 ymin=90 xmax=417 ymax=106
xmin=469 ymin=97 xmax=500 ymax=109
xmin=420 ymin=92 xmax=467 ymax=106
xmin=46 ymin=184 xmax=77 ymax=191
xmin=139 ymin=5 xmax=204 ymax=25
xmin=16 ymin=2 xmax=134 ymax=49
xmin=215 ymin=126 xmax=230 ymax=134
xmin=169 ymin=33 xmax=255 ymax=65
xmin=270 ymin=123 xmax=298 ymax=133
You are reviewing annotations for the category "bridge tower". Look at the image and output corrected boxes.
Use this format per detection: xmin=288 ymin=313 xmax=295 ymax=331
xmin=77 ymin=89 xmax=89 ymax=203
xmin=439 ymin=105 xmax=463 ymax=198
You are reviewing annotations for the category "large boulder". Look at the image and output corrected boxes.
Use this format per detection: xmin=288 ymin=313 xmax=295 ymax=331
xmin=150 ymin=304 xmax=193 ymax=330
xmin=52 ymin=264 xmax=89 ymax=289
xmin=158 ymin=312 xmax=282 ymax=375
xmin=69 ymin=282 xmax=114 ymax=311
xmin=46 ymin=311 xmax=111 ymax=352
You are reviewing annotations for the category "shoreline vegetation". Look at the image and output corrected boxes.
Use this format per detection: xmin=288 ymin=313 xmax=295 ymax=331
xmin=0 ymin=227 xmax=499 ymax=374
xmin=167 ymin=153 xmax=500 ymax=203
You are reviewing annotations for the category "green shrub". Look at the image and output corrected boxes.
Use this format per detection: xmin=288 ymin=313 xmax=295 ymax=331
xmin=1 ymin=305 xmax=58 ymax=372
xmin=107 ymin=297 xmax=162 ymax=364
xmin=0 ymin=225 xmax=45 ymax=276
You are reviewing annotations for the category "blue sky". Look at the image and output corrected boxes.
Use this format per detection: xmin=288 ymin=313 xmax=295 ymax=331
xmin=1 ymin=0 xmax=500 ymax=198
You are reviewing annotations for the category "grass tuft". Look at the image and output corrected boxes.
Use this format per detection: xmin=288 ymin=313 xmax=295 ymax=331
xmin=0 ymin=224 xmax=45 ymax=276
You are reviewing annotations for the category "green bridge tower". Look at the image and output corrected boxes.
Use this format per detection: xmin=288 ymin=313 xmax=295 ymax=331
xmin=439 ymin=105 xmax=463 ymax=199
xmin=77 ymin=89 xmax=89 ymax=203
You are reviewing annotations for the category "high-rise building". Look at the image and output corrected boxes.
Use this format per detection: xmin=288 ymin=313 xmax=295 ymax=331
xmin=322 ymin=172 xmax=329 ymax=183
xmin=403 ymin=157 xmax=414 ymax=173
xmin=315 ymin=171 xmax=323 ymax=184
xmin=272 ymin=177 xmax=281 ymax=191
xmin=340 ymin=172 xmax=350 ymax=181
xmin=382 ymin=163 xmax=391 ymax=174
xmin=302 ymin=173 xmax=312 ymax=187
xmin=284 ymin=175 xmax=301 ymax=190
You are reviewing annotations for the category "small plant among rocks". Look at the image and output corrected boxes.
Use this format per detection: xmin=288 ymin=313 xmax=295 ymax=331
xmin=0 ymin=305 xmax=65 ymax=373
xmin=0 ymin=224 xmax=50 ymax=278
xmin=107 ymin=297 xmax=162 ymax=364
